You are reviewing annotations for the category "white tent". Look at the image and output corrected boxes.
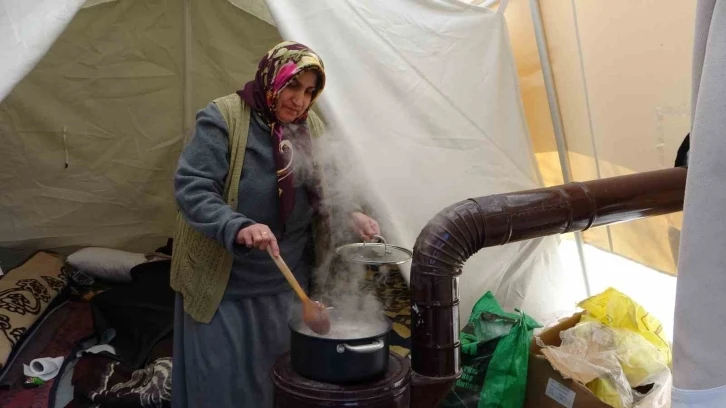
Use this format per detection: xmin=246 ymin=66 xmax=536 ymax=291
xmin=11 ymin=2 xmax=726 ymax=402
xmin=509 ymin=0 xmax=694 ymax=343
xmin=0 ymin=0 xmax=592 ymax=325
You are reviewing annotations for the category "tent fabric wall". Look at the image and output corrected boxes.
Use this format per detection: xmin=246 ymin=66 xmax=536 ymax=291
xmin=0 ymin=0 xmax=284 ymax=253
xmin=0 ymin=0 xmax=184 ymax=252
xmin=521 ymin=0 xmax=695 ymax=276
xmin=501 ymin=0 xmax=562 ymax=185
xmin=265 ymin=0 xmax=585 ymax=320
xmin=190 ymin=0 xmax=282 ymax=123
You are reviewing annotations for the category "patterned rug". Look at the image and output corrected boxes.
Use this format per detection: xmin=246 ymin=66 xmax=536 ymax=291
xmin=0 ymin=301 xmax=93 ymax=408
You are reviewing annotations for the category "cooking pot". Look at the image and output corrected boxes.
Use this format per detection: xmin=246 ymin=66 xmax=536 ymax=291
xmin=290 ymin=309 xmax=392 ymax=384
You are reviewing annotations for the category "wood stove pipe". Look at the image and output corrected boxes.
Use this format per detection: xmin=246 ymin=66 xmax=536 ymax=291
xmin=408 ymin=167 xmax=687 ymax=407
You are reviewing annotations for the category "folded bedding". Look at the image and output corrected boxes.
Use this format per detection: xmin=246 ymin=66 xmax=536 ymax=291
xmin=0 ymin=251 xmax=69 ymax=372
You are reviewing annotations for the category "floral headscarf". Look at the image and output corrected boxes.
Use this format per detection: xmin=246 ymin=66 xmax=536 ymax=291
xmin=237 ymin=41 xmax=326 ymax=226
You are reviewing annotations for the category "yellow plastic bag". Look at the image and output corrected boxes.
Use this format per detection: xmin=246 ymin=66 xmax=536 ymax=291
xmin=588 ymin=377 xmax=628 ymax=408
xmin=578 ymin=288 xmax=671 ymax=368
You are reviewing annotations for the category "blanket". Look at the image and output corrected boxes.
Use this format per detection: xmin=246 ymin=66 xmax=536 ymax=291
xmin=91 ymin=260 xmax=174 ymax=369
xmin=66 ymin=337 xmax=172 ymax=408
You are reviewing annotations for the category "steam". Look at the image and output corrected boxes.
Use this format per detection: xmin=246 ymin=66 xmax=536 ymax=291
xmin=287 ymin=120 xmax=392 ymax=333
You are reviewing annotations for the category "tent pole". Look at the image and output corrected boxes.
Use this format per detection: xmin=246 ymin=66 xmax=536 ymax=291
xmin=182 ymin=0 xmax=193 ymax=144
xmin=529 ymin=0 xmax=591 ymax=296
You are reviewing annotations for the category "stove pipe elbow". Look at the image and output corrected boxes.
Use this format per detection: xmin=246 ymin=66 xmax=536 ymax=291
xmin=408 ymin=167 xmax=687 ymax=406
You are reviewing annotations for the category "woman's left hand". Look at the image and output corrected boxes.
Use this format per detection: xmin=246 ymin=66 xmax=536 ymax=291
xmin=350 ymin=212 xmax=381 ymax=241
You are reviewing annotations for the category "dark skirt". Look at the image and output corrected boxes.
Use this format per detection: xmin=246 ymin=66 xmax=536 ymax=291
xmin=171 ymin=291 xmax=295 ymax=408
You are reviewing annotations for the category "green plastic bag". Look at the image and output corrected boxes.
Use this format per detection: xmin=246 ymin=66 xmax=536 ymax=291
xmin=440 ymin=292 xmax=541 ymax=408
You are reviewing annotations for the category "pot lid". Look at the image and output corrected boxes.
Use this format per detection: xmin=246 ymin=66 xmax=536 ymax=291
xmin=335 ymin=235 xmax=412 ymax=266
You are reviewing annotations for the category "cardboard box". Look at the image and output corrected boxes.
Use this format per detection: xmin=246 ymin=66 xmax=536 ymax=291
xmin=524 ymin=313 xmax=611 ymax=408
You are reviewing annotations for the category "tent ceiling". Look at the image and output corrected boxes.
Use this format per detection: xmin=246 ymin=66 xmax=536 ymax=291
xmin=226 ymin=0 xmax=275 ymax=26
xmin=0 ymin=0 xmax=282 ymax=252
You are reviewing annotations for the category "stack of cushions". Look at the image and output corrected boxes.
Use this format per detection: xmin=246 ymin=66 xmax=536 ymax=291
xmin=67 ymin=248 xmax=148 ymax=283
xmin=0 ymin=252 xmax=68 ymax=371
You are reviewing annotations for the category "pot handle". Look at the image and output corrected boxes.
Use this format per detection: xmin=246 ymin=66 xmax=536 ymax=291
xmin=336 ymin=339 xmax=385 ymax=354
xmin=364 ymin=235 xmax=391 ymax=254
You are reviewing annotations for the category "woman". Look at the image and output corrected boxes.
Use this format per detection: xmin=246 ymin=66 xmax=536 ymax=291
xmin=170 ymin=41 xmax=380 ymax=407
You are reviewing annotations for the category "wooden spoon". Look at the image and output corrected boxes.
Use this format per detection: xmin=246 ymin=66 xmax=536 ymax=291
xmin=267 ymin=247 xmax=331 ymax=335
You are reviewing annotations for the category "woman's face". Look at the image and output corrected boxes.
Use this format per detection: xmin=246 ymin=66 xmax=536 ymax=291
xmin=275 ymin=70 xmax=318 ymax=123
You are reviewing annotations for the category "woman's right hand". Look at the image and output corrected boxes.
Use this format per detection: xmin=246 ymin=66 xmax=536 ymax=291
xmin=236 ymin=224 xmax=280 ymax=257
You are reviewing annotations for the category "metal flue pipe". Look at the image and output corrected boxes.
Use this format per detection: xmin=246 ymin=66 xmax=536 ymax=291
xmin=408 ymin=167 xmax=687 ymax=406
